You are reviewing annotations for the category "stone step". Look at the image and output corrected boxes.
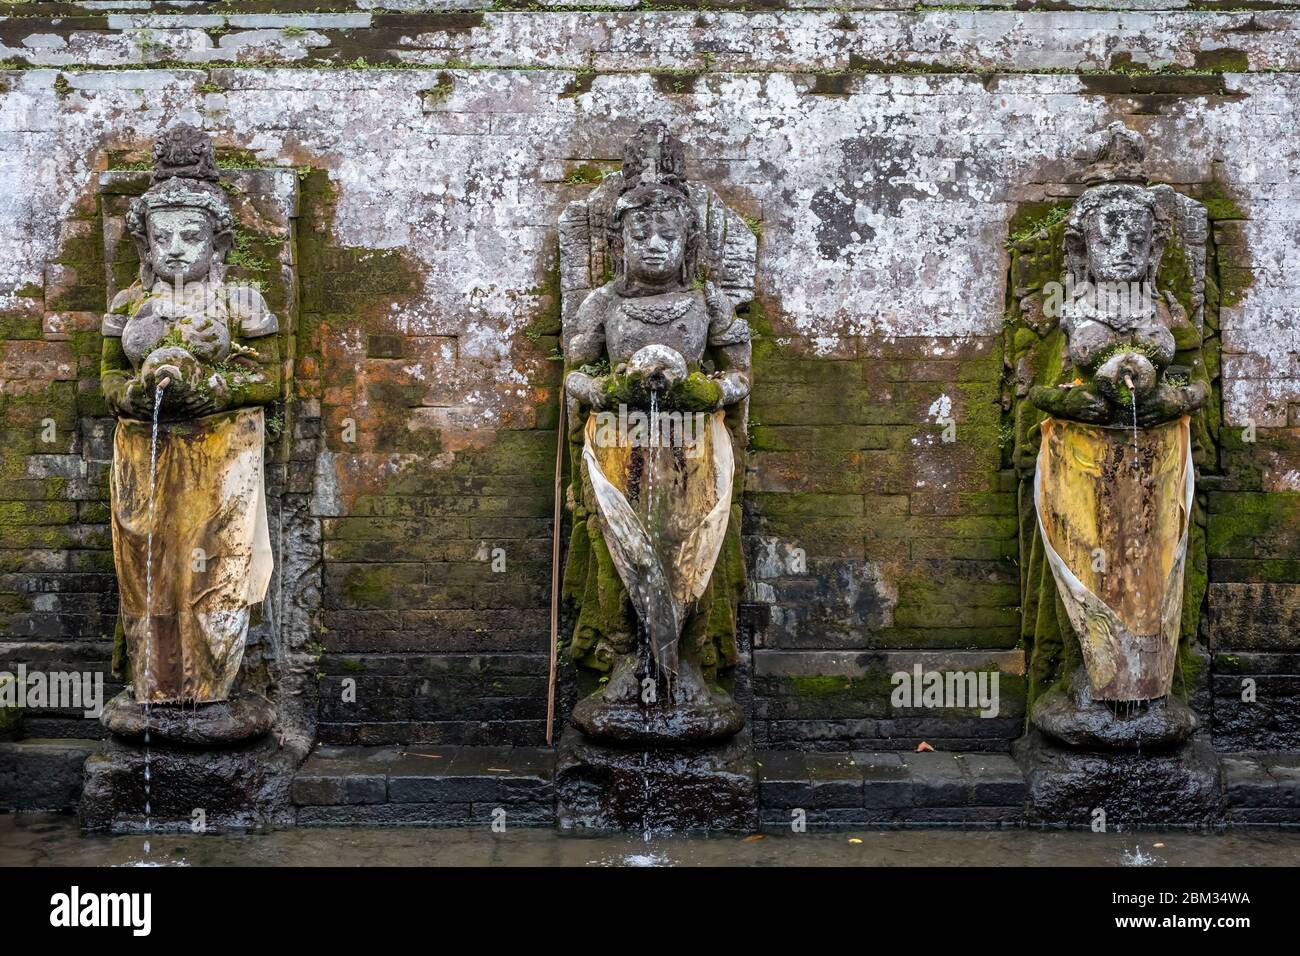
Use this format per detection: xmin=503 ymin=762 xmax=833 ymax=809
xmin=293 ymin=744 xmax=555 ymax=827
xmin=758 ymin=750 xmax=1027 ymax=828
xmin=1221 ymin=752 xmax=1300 ymax=825
xmin=98 ymin=743 xmax=1300 ymax=830
xmin=0 ymin=738 xmax=102 ymax=812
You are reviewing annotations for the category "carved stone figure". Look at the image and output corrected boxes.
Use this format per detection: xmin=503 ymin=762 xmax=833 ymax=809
xmin=1029 ymin=123 xmax=1208 ymax=428
xmin=558 ymin=123 xmax=755 ymax=743
xmin=1024 ymin=124 xmax=1209 ymax=748
xmin=100 ymin=125 xmax=280 ymax=720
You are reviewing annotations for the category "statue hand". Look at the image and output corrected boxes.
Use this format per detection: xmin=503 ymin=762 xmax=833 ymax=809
xmin=565 ymin=370 xmax=609 ymax=411
xmin=113 ymin=378 xmax=157 ymax=419
xmin=175 ymin=378 xmax=224 ymax=417
xmin=1136 ymin=381 xmax=1209 ymax=427
xmin=669 ymin=372 xmax=724 ymax=412
xmin=1028 ymin=383 xmax=1110 ymax=424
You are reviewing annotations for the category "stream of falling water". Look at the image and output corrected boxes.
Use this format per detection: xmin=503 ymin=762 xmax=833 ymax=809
xmin=141 ymin=383 xmax=164 ymax=856
xmin=641 ymin=390 xmax=661 ymax=843
xmin=1127 ymin=376 xmax=1139 ymax=472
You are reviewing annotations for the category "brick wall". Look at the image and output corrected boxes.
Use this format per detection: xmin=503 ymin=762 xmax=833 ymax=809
xmin=1 ymin=2 xmax=1298 ymax=752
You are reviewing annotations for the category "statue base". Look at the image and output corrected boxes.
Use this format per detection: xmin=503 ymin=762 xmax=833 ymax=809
xmin=100 ymin=690 xmax=275 ymax=745
xmin=555 ymin=725 xmax=758 ymax=832
xmin=1031 ymin=667 xmax=1197 ymax=750
xmin=569 ymin=653 xmax=745 ymax=745
xmin=80 ymin=734 xmax=308 ymax=832
xmin=1014 ymin=729 xmax=1224 ymax=828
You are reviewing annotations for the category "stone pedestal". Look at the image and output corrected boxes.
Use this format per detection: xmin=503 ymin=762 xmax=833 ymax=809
xmin=1014 ymin=729 xmax=1224 ymax=828
xmin=100 ymin=691 xmax=276 ymax=746
xmin=80 ymin=735 xmax=308 ymax=832
xmin=555 ymin=725 xmax=758 ymax=832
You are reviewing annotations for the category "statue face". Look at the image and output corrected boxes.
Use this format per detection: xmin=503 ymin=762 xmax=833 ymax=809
xmin=1082 ymin=197 xmax=1154 ymax=284
xmin=147 ymin=208 xmax=218 ymax=285
xmin=622 ymin=205 xmax=687 ymax=288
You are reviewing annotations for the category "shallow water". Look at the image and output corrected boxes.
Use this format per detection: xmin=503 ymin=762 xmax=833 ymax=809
xmin=4 ymin=813 xmax=1299 ymax=867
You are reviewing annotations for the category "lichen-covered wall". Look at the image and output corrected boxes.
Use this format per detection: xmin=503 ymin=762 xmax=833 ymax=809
xmin=2 ymin=2 xmax=1298 ymax=751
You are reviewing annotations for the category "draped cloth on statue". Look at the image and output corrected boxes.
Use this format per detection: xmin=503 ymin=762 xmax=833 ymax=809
xmin=111 ymin=406 xmax=273 ymax=704
xmin=580 ymin=409 xmax=733 ymax=680
xmin=1034 ymin=416 xmax=1193 ymax=702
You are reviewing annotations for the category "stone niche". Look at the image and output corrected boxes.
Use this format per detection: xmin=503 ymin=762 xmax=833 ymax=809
xmin=80 ymin=151 xmax=318 ymax=832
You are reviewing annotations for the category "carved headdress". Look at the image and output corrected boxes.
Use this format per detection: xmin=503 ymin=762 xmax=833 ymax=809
xmin=608 ymin=121 xmax=702 ymax=285
xmin=1064 ymin=123 xmax=1170 ymax=288
xmin=125 ymin=125 xmax=234 ymax=285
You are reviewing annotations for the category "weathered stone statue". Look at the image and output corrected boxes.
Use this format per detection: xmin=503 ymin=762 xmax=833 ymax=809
xmin=1024 ymin=123 xmax=1208 ymax=750
xmin=99 ymin=125 xmax=280 ymax=737
xmin=1028 ymin=124 xmax=1208 ymax=430
xmin=560 ymin=123 xmax=753 ymax=745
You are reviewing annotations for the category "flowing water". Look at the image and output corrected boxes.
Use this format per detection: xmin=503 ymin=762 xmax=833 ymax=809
xmin=5 ymin=814 xmax=1300 ymax=868
xmin=641 ymin=390 xmax=661 ymax=841
xmin=139 ymin=383 xmax=165 ymax=858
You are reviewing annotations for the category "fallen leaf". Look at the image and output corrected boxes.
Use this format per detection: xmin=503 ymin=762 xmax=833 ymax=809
xmin=848 ymin=838 xmax=863 ymax=844
xmin=742 ymin=834 xmax=765 ymax=843
xmin=916 ymin=741 xmax=935 ymax=752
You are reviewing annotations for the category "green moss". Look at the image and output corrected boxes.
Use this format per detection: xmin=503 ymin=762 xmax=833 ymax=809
xmin=1192 ymin=47 xmax=1250 ymax=73
xmin=1006 ymin=202 xmax=1070 ymax=247
xmin=342 ymin=567 xmax=398 ymax=609
xmin=563 ymin=163 xmax=609 ymax=186
xmin=790 ymin=675 xmax=853 ymax=696
xmin=1198 ymin=180 xmax=1247 ymax=221
xmin=420 ymin=72 xmax=455 ymax=105
xmin=669 ymin=371 xmax=723 ymax=412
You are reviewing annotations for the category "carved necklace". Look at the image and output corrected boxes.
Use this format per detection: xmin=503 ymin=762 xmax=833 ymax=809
xmin=618 ymin=297 xmax=693 ymax=326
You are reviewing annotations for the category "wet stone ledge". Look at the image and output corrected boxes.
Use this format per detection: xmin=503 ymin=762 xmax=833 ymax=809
xmin=758 ymin=750 xmax=1027 ymax=829
xmin=292 ymin=744 xmax=556 ymax=827
xmin=0 ymin=738 xmax=103 ymax=812
xmin=1221 ymin=753 xmax=1300 ymax=826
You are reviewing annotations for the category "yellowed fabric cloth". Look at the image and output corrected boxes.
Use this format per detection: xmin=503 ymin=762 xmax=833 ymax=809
xmin=1034 ymin=416 xmax=1192 ymax=701
xmin=111 ymin=406 xmax=273 ymax=704
xmin=582 ymin=409 xmax=733 ymax=678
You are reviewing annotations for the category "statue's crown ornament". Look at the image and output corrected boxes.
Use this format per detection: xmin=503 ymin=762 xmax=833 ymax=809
xmin=607 ymin=122 xmax=702 ymax=282
xmin=151 ymin=123 xmax=221 ymax=184
xmin=1078 ymin=121 xmax=1147 ymax=186
xmin=620 ymin=120 xmax=688 ymax=194
xmin=126 ymin=124 xmax=233 ymax=245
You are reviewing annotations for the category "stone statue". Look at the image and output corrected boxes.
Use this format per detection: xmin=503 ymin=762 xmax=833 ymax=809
xmin=558 ymin=123 xmax=755 ymax=743
xmin=1029 ymin=124 xmax=1208 ymax=428
xmin=1025 ymin=123 xmax=1208 ymax=748
xmin=99 ymin=125 xmax=280 ymax=724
